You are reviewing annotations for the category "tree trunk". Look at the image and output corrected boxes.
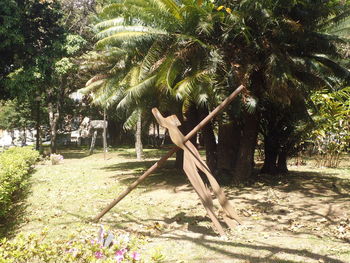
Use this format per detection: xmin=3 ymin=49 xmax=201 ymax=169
xmin=135 ymin=111 xmax=143 ymax=160
xmin=184 ymin=103 xmax=199 ymax=147
xmin=261 ymin=148 xmax=278 ymax=174
xmin=175 ymin=109 xmax=185 ymax=169
xmin=199 ymin=107 xmax=217 ymax=173
xmin=232 ymin=111 xmax=259 ymax=184
xmin=261 ymin=134 xmax=279 ymax=175
xmin=175 ymin=150 xmax=184 ymax=168
xmin=217 ymin=122 xmax=240 ymax=184
xmin=277 ymin=148 xmax=288 ymax=173
xmin=35 ymin=100 xmax=41 ymax=151
xmin=107 ymin=120 xmax=117 ymax=146
xmin=22 ymin=127 xmax=26 ymax=146
xmin=202 ymin=122 xmax=217 ymax=172
xmin=103 ymin=108 xmax=107 ymax=160
xmin=48 ymin=102 xmax=60 ymax=154
xmin=89 ymin=130 xmax=97 ymax=155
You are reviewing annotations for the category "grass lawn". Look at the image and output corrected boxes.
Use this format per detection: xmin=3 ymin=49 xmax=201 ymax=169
xmin=1 ymin=146 xmax=350 ymax=263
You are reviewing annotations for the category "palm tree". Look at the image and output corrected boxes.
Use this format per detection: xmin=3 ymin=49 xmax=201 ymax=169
xmin=213 ymin=0 xmax=350 ymax=178
xmin=84 ymin=0 xmax=222 ymax=163
xmin=87 ymin=0 xmax=350 ymax=183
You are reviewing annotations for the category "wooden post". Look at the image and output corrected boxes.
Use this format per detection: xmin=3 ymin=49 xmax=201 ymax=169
xmin=92 ymin=85 xmax=244 ymax=222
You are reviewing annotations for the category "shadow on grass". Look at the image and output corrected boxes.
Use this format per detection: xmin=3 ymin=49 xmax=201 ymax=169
xmin=60 ymin=150 xmax=89 ymax=160
xmin=57 ymin=146 xmax=172 ymax=160
xmin=102 ymin=159 xmax=188 ymax=189
xmin=157 ymin=233 xmax=347 ymax=263
xmin=115 ymin=147 xmax=174 ymax=160
xmin=256 ymin=170 xmax=350 ymax=199
xmin=102 ymin=211 xmax=347 ymax=263
xmin=222 ymin=170 xmax=350 ymax=243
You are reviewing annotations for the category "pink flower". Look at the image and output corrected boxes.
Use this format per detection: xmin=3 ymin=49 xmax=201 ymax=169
xmin=67 ymin=248 xmax=79 ymax=257
xmin=95 ymin=251 xmax=104 ymax=259
xmin=115 ymin=254 xmax=124 ymax=263
xmin=131 ymin=251 xmax=141 ymax=261
xmin=115 ymin=248 xmax=127 ymax=263
xmin=116 ymin=248 xmax=127 ymax=256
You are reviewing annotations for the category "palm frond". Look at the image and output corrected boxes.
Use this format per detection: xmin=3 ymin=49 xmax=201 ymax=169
xmin=166 ymin=57 xmax=183 ymax=89
xmin=92 ymin=77 xmax=126 ymax=107
xmin=118 ymin=75 xmax=157 ymax=109
xmin=94 ymin=18 xmax=125 ymax=30
xmin=78 ymin=79 xmax=106 ymax=95
xmin=151 ymin=0 xmax=183 ymax=21
xmin=96 ymin=25 xmax=166 ymax=39
xmin=311 ymin=55 xmax=350 ymax=82
xmin=95 ymin=31 xmax=167 ymax=49
xmin=123 ymin=109 xmax=140 ymax=130
xmin=140 ymin=39 xmax=170 ymax=79
xmin=244 ymin=96 xmax=258 ymax=113
xmin=321 ymin=9 xmax=350 ymax=31
xmin=173 ymin=70 xmax=211 ymax=100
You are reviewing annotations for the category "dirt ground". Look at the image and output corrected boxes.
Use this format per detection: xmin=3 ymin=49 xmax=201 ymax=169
xmin=5 ymin=148 xmax=350 ymax=263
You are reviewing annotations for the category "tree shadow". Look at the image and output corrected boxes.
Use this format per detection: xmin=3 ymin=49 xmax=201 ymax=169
xmin=153 ymin=233 xmax=348 ymax=263
xmin=60 ymin=150 xmax=89 ymax=160
xmin=101 ymin=210 xmax=348 ymax=263
xmin=101 ymin=210 xmax=218 ymax=237
xmin=220 ymin=169 xmax=350 ymax=243
xmin=102 ymin=160 xmax=189 ymax=189
xmin=258 ymin=170 xmax=350 ymax=199
xmin=116 ymin=148 xmax=171 ymax=159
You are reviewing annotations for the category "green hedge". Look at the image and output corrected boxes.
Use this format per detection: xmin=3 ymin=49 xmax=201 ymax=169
xmin=0 ymin=147 xmax=39 ymax=218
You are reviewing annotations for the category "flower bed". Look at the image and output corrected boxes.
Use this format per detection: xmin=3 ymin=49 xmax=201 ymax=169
xmin=0 ymin=227 xmax=164 ymax=262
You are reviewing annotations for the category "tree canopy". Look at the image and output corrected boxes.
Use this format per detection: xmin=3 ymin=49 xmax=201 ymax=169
xmin=1 ymin=0 xmax=349 ymax=182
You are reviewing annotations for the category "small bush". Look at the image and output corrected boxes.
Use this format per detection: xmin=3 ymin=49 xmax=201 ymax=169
xmin=0 ymin=147 xmax=39 ymax=218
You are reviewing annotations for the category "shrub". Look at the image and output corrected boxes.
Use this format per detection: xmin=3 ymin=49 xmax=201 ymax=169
xmin=0 ymin=227 xmax=164 ymax=263
xmin=0 ymin=147 xmax=39 ymax=218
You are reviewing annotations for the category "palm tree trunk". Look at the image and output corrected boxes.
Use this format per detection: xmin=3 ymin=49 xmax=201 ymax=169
xmin=103 ymin=108 xmax=107 ymax=160
xmin=107 ymin=120 xmax=117 ymax=146
xmin=48 ymin=102 xmax=60 ymax=154
xmin=232 ymin=111 xmax=259 ymax=184
xmin=135 ymin=111 xmax=143 ymax=160
xmin=175 ymin=108 xmax=185 ymax=169
xmin=217 ymin=122 xmax=240 ymax=184
xmin=184 ymin=103 xmax=199 ymax=147
xmin=199 ymin=107 xmax=217 ymax=173
xmin=22 ymin=127 xmax=26 ymax=146
xmin=261 ymin=133 xmax=279 ymax=174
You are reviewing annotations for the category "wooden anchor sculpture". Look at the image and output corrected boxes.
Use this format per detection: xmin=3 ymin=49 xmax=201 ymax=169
xmin=92 ymin=85 xmax=245 ymax=235
xmin=152 ymin=108 xmax=241 ymax=235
